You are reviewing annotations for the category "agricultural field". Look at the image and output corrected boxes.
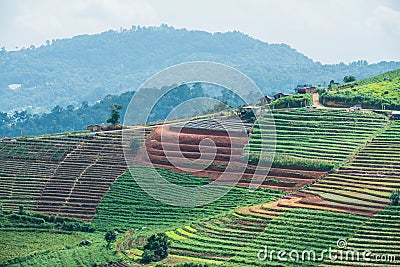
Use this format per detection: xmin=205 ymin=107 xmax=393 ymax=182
xmin=320 ymin=69 xmax=400 ymax=109
xmin=0 ymin=210 xmax=120 ymax=267
xmin=298 ymin=121 xmax=400 ymax=215
xmin=246 ymin=109 xmax=388 ymax=170
xmin=162 ymin=208 xmax=368 ymax=266
xmin=321 ymin=205 xmax=400 ymax=267
xmin=0 ymin=131 xmax=129 ymax=220
xmin=0 ymin=135 xmax=85 ymax=210
xmin=92 ymin=166 xmax=283 ymax=232
xmin=1 ymin=108 xmax=399 ymax=267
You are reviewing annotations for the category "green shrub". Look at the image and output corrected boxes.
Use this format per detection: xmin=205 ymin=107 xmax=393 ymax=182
xmin=271 ymin=94 xmax=313 ymax=109
xmin=245 ymin=152 xmax=335 ymax=171
xmin=390 ymin=189 xmax=400 ymax=206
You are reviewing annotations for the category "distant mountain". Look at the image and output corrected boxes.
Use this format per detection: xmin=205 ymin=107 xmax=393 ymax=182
xmin=1 ymin=24 xmax=400 ymax=113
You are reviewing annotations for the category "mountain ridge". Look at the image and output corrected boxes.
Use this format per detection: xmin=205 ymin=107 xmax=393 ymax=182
xmin=1 ymin=24 xmax=399 ymax=113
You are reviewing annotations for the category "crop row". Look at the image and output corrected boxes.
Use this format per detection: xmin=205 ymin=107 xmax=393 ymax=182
xmin=168 ymin=208 xmax=367 ymax=266
xmin=92 ymin=166 xmax=283 ymax=232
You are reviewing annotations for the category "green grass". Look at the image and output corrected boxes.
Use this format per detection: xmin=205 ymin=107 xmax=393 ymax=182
xmin=0 ymin=211 xmax=121 ymax=266
xmin=0 ymin=230 xmax=84 ymax=264
xmin=5 ymin=232 xmax=121 ymax=267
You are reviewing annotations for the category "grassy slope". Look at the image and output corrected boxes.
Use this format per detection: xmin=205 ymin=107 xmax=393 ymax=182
xmin=321 ymin=69 xmax=400 ymax=109
xmin=0 ymin=231 xmax=84 ymax=263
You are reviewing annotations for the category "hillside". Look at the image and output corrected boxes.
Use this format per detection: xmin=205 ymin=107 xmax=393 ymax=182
xmin=320 ymin=69 xmax=400 ymax=109
xmin=1 ymin=25 xmax=400 ymax=113
xmin=1 ymin=108 xmax=399 ymax=266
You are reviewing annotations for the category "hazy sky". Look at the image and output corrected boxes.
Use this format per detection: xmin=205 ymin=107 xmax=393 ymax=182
xmin=0 ymin=0 xmax=399 ymax=64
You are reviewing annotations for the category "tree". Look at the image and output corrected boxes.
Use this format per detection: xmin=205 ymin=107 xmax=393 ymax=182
xmin=141 ymin=233 xmax=170 ymax=263
xmin=390 ymin=189 xmax=400 ymax=206
xmin=343 ymin=75 xmax=356 ymax=83
xmin=105 ymin=230 xmax=117 ymax=248
xmin=0 ymin=112 xmax=9 ymax=126
xmin=328 ymin=80 xmax=335 ymax=89
xmin=106 ymin=104 xmax=123 ymax=125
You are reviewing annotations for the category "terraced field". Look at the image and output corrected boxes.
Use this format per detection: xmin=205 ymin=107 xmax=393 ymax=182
xmin=0 ymin=129 xmax=150 ymax=221
xmin=322 ymin=205 xmax=400 ymax=266
xmin=0 ymin=135 xmax=88 ymax=210
xmin=92 ymin=166 xmax=283 ymax=232
xmin=248 ymin=109 xmax=387 ymax=165
xmin=143 ymin=120 xmax=328 ymax=191
xmin=159 ymin=208 xmax=368 ymax=266
xmin=293 ymin=121 xmax=400 ymax=216
xmin=1 ymin=109 xmax=399 ymax=267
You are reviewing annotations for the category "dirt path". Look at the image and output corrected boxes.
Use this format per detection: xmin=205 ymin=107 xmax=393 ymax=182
xmin=312 ymin=93 xmax=327 ymax=109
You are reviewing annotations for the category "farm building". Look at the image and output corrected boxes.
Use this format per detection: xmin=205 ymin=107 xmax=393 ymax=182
xmin=273 ymin=92 xmax=290 ymax=100
xmin=295 ymin=85 xmax=317 ymax=94
xmin=1 ymin=134 xmax=12 ymax=141
xmin=258 ymin=95 xmax=273 ymax=105
xmin=87 ymin=125 xmax=101 ymax=132
xmin=390 ymin=111 xmax=400 ymax=120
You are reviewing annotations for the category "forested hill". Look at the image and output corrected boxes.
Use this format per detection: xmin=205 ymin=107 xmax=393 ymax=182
xmin=1 ymin=24 xmax=400 ymax=113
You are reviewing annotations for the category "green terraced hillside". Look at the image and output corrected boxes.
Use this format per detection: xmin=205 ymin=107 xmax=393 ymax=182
xmin=321 ymin=205 xmax=400 ymax=267
xmin=301 ymin=121 xmax=400 ymax=215
xmin=165 ymin=208 xmax=368 ymax=266
xmin=92 ymin=166 xmax=283 ymax=232
xmin=247 ymin=109 xmax=388 ymax=170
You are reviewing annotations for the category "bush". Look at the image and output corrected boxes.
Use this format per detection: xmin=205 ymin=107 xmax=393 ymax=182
xmin=18 ymin=205 xmax=25 ymax=215
xmin=271 ymin=94 xmax=313 ymax=109
xmin=62 ymin=221 xmax=95 ymax=232
xmin=245 ymin=152 xmax=335 ymax=172
xmin=79 ymin=239 xmax=92 ymax=246
xmin=8 ymin=214 xmax=45 ymax=224
xmin=390 ymin=189 xmax=400 ymax=206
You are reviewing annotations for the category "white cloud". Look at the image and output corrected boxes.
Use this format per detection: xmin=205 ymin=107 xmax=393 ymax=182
xmin=2 ymin=0 xmax=158 ymax=48
xmin=368 ymin=4 xmax=400 ymax=35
